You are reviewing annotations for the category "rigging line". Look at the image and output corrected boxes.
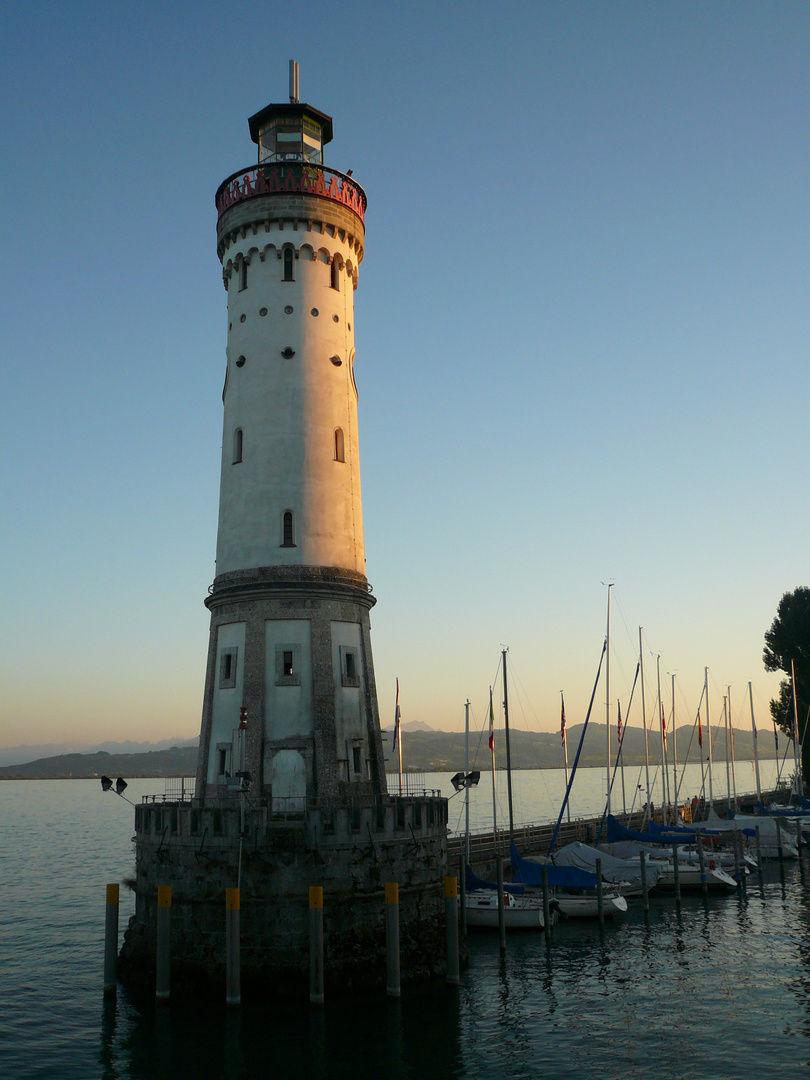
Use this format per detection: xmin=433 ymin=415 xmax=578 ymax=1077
xmin=547 ymin=638 xmax=607 ymax=856
xmin=595 ymin=660 xmax=640 ymax=844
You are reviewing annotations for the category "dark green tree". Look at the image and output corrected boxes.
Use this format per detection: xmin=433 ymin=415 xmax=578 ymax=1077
xmin=763 ymin=587 xmax=810 ymax=791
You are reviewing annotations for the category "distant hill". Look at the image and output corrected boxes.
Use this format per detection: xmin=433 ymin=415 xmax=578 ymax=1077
xmin=0 ymin=723 xmax=777 ymax=780
xmin=0 ymin=745 xmax=198 ymax=780
xmin=379 ymin=723 xmax=778 ymax=774
xmin=0 ymin=736 xmax=198 ymax=768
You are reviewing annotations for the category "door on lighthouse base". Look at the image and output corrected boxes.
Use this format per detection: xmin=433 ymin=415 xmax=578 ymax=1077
xmin=270 ymin=749 xmax=307 ymax=813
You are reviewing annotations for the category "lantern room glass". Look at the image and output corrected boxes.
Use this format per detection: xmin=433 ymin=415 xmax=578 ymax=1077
xmin=259 ymin=117 xmax=324 ymax=163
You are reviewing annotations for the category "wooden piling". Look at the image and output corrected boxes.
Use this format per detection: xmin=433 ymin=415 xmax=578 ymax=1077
xmin=459 ymin=854 xmax=467 ymax=936
xmin=444 ymin=877 xmax=459 ymax=986
xmin=595 ymin=858 xmax=604 ymax=926
xmin=640 ymin=851 xmax=649 ymax=913
xmin=385 ymin=882 xmax=400 ymax=998
xmin=496 ymin=858 xmax=506 ymax=951
xmin=309 ymin=886 xmax=324 ymax=1005
xmin=225 ymin=887 xmax=240 ymax=1007
xmin=672 ymin=844 xmax=681 ymax=908
xmin=696 ymin=834 xmax=708 ymax=897
xmin=156 ymin=885 xmax=171 ymax=1001
xmin=541 ymin=865 xmax=551 ymax=938
xmin=103 ymin=883 xmax=119 ymax=996
xmin=754 ymin=825 xmax=763 ymax=882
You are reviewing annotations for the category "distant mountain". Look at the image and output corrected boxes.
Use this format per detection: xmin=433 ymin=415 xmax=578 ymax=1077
xmin=378 ymin=723 xmax=778 ymax=773
xmin=0 ymin=745 xmax=199 ymax=780
xmin=0 ymin=723 xmax=776 ymax=780
xmin=0 ymin=737 xmax=198 ymax=768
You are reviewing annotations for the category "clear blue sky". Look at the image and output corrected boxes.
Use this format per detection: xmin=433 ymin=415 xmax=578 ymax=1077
xmin=1 ymin=1 xmax=807 ymax=753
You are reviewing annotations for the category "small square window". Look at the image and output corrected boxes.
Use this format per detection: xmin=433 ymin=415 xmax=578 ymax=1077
xmin=275 ymin=644 xmax=302 ymax=686
xmin=219 ymin=647 xmax=238 ymax=689
xmin=340 ymin=646 xmax=361 ymax=688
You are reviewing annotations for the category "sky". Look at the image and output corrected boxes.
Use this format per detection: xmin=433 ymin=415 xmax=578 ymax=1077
xmin=1 ymin=1 xmax=807 ymax=755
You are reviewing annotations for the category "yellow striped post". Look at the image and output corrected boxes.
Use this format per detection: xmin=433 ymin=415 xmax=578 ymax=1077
xmin=156 ymin=885 xmax=172 ymax=1001
xmin=309 ymin=886 xmax=325 ymax=1005
xmin=385 ymin=882 xmax=400 ymax=998
xmin=103 ymin=883 xmax=119 ymax=996
xmin=225 ymin=887 xmax=240 ymax=1006
xmin=444 ymin=876 xmax=459 ymax=985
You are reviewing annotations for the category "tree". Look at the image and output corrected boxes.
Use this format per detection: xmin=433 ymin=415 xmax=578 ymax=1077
xmin=763 ymin=587 xmax=810 ymax=791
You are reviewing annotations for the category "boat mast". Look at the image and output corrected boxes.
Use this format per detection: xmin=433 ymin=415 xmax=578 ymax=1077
xmin=638 ymin=628 xmax=652 ymax=820
xmin=705 ymin=667 xmax=714 ymax=811
xmin=465 ymin=698 xmax=471 ymax=864
xmin=749 ymin=681 xmax=762 ymax=805
xmin=502 ymin=648 xmax=514 ymax=840
xmin=791 ymin=659 xmax=802 ymax=801
xmin=489 ymin=686 xmax=497 ymax=843
xmin=605 ymin=584 xmax=613 ymax=818
xmin=671 ymin=673 xmax=679 ymax=817
xmin=730 ymin=695 xmax=734 ymax=812
xmin=561 ymin=690 xmax=571 ymax=823
xmin=728 ymin=686 xmax=738 ymax=813
xmin=656 ymin=655 xmax=669 ymax=822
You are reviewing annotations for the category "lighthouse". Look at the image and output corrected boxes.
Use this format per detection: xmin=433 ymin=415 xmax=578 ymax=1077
xmin=122 ymin=65 xmax=448 ymax=994
xmin=195 ymin=62 xmax=385 ymax=806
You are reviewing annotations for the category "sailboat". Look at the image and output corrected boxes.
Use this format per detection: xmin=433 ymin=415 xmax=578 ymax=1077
xmin=461 ymin=663 xmax=549 ymax=930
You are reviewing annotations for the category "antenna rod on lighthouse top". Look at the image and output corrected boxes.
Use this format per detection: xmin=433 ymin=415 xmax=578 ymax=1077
xmin=289 ymin=60 xmax=299 ymax=104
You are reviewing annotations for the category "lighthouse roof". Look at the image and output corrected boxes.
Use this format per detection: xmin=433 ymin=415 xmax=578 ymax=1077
xmin=247 ymin=102 xmax=334 ymax=147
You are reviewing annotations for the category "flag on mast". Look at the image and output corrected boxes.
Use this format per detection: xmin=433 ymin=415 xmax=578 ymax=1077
xmin=392 ymin=679 xmax=401 ymax=751
xmin=560 ymin=693 xmax=566 ymax=745
xmin=617 ymin=701 xmax=623 ymax=745
xmin=488 ymin=686 xmax=495 ymax=752
xmin=697 ymin=711 xmax=703 ymax=748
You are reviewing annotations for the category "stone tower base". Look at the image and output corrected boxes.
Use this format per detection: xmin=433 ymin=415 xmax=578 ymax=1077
xmin=119 ymin=792 xmax=450 ymax=996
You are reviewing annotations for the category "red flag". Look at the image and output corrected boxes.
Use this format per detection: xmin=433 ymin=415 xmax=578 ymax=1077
xmin=392 ymin=679 xmax=401 ymax=751
xmin=661 ymin=703 xmax=666 ymax=734
xmin=560 ymin=693 xmax=566 ymax=746
xmin=488 ymin=687 xmax=495 ymax=752
xmin=617 ymin=701 xmax=623 ymax=745
xmin=697 ymin=711 xmax=703 ymax=749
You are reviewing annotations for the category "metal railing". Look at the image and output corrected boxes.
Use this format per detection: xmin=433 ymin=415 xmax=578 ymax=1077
xmin=215 ymin=162 xmax=367 ymax=222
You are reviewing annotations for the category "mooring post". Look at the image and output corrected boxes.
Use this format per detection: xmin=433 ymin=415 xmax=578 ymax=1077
xmin=595 ymin=858 xmax=604 ymax=926
xmin=672 ymin=844 xmax=681 ymax=908
xmin=541 ymin=865 xmax=551 ymax=939
xmin=225 ymin=887 xmax=241 ymax=1007
xmin=640 ymin=850 xmax=649 ymax=913
xmin=309 ymin=886 xmax=324 ymax=1005
xmin=444 ymin=876 xmax=459 ymax=986
xmin=754 ymin=825 xmax=764 ymax=882
xmin=458 ymin=854 xmax=467 ymax=936
xmin=732 ymin=830 xmax=742 ymax=885
xmin=496 ymin=858 xmax=506 ymax=951
xmin=775 ymin=817 xmax=784 ymax=861
xmin=156 ymin=885 xmax=172 ymax=1001
xmin=385 ymin=882 xmax=401 ymax=998
xmin=103 ymin=883 xmax=119 ymax=996
xmin=696 ymin=833 xmax=708 ymax=897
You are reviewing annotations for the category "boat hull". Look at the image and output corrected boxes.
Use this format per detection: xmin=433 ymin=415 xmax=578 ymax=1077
xmin=464 ymin=892 xmax=545 ymax=929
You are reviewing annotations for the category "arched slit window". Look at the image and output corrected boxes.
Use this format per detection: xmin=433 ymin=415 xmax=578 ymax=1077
xmin=330 ymin=261 xmax=340 ymax=291
xmin=283 ymin=247 xmax=294 ymax=281
xmin=233 ymin=428 xmax=243 ymax=464
xmin=281 ymin=510 xmax=295 ymax=547
xmin=334 ymin=427 xmax=345 ymax=462
xmin=238 ymin=260 xmax=247 ymax=291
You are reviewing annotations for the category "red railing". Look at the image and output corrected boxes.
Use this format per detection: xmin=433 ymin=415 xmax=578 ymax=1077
xmin=215 ymin=163 xmax=366 ymax=223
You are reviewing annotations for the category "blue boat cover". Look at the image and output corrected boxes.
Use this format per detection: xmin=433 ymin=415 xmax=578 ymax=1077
xmin=465 ymin=864 xmax=526 ymax=895
xmin=648 ymin=818 xmax=756 ymax=839
xmin=510 ymin=842 xmax=598 ymax=890
xmin=609 ymin=814 xmax=755 ymax=843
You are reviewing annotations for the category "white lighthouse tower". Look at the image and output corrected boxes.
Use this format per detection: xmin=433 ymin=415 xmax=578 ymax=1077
xmin=123 ymin=68 xmax=448 ymax=993
xmin=196 ymin=63 xmax=385 ymax=805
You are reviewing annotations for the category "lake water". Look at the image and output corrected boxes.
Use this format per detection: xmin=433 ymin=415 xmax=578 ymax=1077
xmin=2 ymin=767 xmax=808 ymax=1080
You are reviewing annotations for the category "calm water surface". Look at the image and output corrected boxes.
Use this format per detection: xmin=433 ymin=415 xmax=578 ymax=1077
xmin=2 ymin=771 xmax=807 ymax=1080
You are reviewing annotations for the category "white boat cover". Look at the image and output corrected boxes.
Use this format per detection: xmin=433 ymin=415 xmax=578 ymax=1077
xmin=552 ymin=841 xmax=664 ymax=889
